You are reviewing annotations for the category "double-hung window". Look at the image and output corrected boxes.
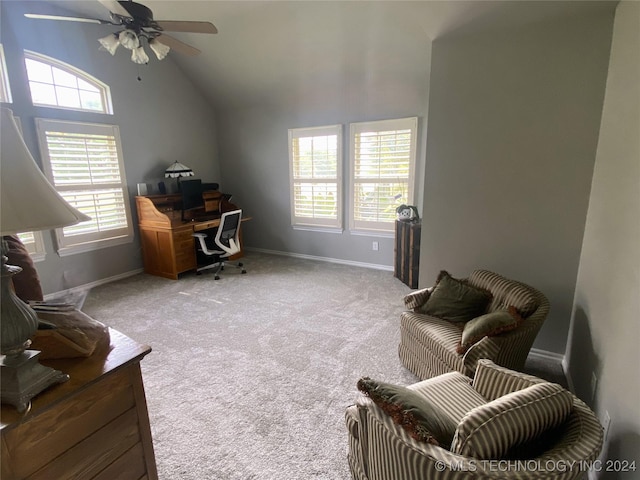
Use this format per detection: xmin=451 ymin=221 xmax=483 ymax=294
xmin=35 ymin=118 xmax=133 ymax=255
xmin=288 ymin=125 xmax=342 ymax=230
xmin=349 ymin=117 xmax=417 ymax=234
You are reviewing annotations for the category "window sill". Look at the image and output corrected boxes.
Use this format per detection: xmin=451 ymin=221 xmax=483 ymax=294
xmin=292 ymin=225 xmax=344 ymax=234
xmin=57 ymin=235 xmax=133 ymax=257
xmin=30 ymin=252 xmax=46 ymax=263
xmin=349 ymin=230 xmax=395 ymax=239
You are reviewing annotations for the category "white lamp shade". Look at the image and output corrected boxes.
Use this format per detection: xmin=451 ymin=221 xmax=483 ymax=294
xmin=164 ymin=161 xmax=194 ymax=178
xmin=0 ymin=107 xmax=91 ymax=235
xmin=149 ymin=39 xmax=170 ymax=61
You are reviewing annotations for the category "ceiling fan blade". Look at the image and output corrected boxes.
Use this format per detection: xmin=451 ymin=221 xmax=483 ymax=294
xmin=155 ymin=34 xmax=201 ymax=57
xmin=98 ymin=0 xmax=132 ymax=19
xmin=24 ymin=14 xmax=107 ymax=25
xmin=155 ymin=20 xmax=218 ymax=34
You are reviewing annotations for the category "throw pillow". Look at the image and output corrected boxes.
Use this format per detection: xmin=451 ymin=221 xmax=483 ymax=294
xmin=357 ymin=377 xmax=457 ymax=447
xmin=457 ymin=306 xmax=524 ymax=354
xmin=3 ymin=235 xmax=44 ymax=302
xmin=450 ymin=382 xmax=573 ymax=460
xmin=418 ymin=271 xmax=492 ymax=323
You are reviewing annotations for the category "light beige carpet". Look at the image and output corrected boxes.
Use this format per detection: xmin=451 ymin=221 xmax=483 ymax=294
xmin=81 ymin=252 xmax=564 ymax=479
xmin=82 ymin=252 xmax=417 ymax=479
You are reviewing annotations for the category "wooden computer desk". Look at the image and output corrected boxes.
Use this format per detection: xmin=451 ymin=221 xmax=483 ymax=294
xmin=135 ymin=193 xmax=250 ymax=280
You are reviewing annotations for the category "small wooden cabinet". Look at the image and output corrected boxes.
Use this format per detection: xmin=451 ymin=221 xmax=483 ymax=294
xmin=1 ymin=329 xmax=157 ymax=480
xmin=394 ymin=220 xmax=421 ymax=289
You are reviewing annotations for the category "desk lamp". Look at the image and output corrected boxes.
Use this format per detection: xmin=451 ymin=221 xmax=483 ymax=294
xmin=1 ymin=107 xmax=91 ymax=412
xmin=164 ymin=161 xmax=194 ymax=192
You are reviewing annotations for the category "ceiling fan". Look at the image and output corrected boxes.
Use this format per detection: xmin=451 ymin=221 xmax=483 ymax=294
xmin=24 ymin=0 xmax=217 ymax=64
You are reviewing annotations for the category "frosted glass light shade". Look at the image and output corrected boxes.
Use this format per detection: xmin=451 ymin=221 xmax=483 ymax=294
xmin=131 ymin=46 xmax=149 ymax=65
xmin=98 ymin=33 xmax=120 ymax=55
xmin=149 ymin=39 xmax=170 ymax=60
xmin=118 ymin=29 xmax=139 ymax=50
xmin=0 ymin=107 xmax=91 ymax=235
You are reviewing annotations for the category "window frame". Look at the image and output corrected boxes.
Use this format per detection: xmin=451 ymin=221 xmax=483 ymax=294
xmin=349 ymin=117 xmax=418 ymax=235
xmin=35 ymin=118 xmax=133 ymax=256
xmin=24 ymin=50 xmax=113 ymax=114
xmin=16 ymin=231 xmax=46 ymax=262
xmin=288 ymin=124 xmax=343 ymax=231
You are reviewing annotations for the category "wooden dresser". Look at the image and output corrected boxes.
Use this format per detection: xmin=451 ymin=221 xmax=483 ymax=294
xmin=1 ymin=329 xmax=158 ymax=480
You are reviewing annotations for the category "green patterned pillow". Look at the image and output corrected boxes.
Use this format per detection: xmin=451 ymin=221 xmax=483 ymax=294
xmin=357 ymin=377 xmax=457 ymax=447
xmin=418 ymin=271 xmax=492 ymax=323
xmin=457 ymin=307 xmax=523 ymax=354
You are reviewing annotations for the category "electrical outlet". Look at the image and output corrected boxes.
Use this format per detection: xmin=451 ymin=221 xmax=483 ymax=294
xmin=372 ymin=241 xmax=379 ymax=251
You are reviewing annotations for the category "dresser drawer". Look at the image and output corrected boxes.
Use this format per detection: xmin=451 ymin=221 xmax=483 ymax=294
xmin=2 ymin=368 xmax=136 ymax=479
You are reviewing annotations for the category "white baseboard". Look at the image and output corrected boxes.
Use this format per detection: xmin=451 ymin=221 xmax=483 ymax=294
xmin=43 ymin=268 xmax=144 ymax=301
xmin=529 ymin=348 xmax=576 ymax=392
xmin=245 ymin=247 xmax=394 ymax=272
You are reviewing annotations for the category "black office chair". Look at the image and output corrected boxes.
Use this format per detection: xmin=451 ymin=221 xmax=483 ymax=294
xmin=192 ymin=209 xmax=247 ymax=279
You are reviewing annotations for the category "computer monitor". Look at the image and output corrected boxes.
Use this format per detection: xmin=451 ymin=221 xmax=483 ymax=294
xmin=180 ymin=179 xmax=203 ymax=220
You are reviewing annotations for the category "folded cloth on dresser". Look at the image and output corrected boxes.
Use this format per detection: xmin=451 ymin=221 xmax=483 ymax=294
xmin=31 ymin=305 xmax=110 ymax=359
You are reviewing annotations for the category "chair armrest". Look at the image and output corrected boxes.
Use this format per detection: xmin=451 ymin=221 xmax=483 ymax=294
xmin=403 ymin=287 xmax=433 ymax=311
xmin=354 ymin=397 xmax=478 ymax=477
xmin=472 ymin=359 xmax=545 ymax=401
xmin=461 ymin=336 xmax=502 ymax=377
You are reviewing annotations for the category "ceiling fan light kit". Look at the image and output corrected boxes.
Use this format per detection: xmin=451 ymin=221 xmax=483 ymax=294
xmin=98 ymin=33 xmax=120 ymax=55
xmin=149 ymin=39 xmax=170 ymax=61
xmin=25 ymin=0 xmax=217 ymax=65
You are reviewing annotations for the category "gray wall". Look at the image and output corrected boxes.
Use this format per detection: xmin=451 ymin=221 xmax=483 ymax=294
xmin=1 ymin=1 xmax=220 ymax=294
xmin=420 ymin=9 xmax=615 ymax=354
xmin=567 ymin=1 xmax=640 ymax=471
xmin=214 ymin=14 xmax=432 ymax=268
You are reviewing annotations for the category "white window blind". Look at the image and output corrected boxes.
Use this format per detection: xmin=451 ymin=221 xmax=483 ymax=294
xmin=25 ymin=51 xmax=112 ymax=114
xmin=288 ymin=125 xmax=342 ymax=229
xmin=0 ymin=44 xmax=12 ymax=103
xmin=36 ymin=118 xmax=133 ymax=254
xmin=350 ymin=117 xmax=417 ymax=233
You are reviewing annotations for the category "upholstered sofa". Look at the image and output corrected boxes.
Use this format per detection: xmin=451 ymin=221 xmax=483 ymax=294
xmin=399 ymin=269 xmax=550 ymax=379
xmin=345 ymin=359 xmax=603 ymax=480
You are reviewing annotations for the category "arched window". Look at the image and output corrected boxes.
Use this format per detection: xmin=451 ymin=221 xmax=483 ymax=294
xmin=24 ymin=51 xmax=113 ymax=114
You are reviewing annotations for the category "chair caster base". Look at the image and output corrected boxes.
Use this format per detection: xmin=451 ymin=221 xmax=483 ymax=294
xmin=241 ymin=270 xmax=247 ymax=274
xmin=214 ymin=275 xmax=220 ymax=280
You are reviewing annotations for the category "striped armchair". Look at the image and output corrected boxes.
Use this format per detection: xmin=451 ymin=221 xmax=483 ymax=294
xmin=346 ymin=360 xmax=603 ymax=480
xmin=399 ymin=270 xmax=550 ymax=379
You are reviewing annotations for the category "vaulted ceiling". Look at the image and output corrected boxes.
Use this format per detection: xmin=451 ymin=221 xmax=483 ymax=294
xmin=39 ymin=1 xmax=616 ymax=110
